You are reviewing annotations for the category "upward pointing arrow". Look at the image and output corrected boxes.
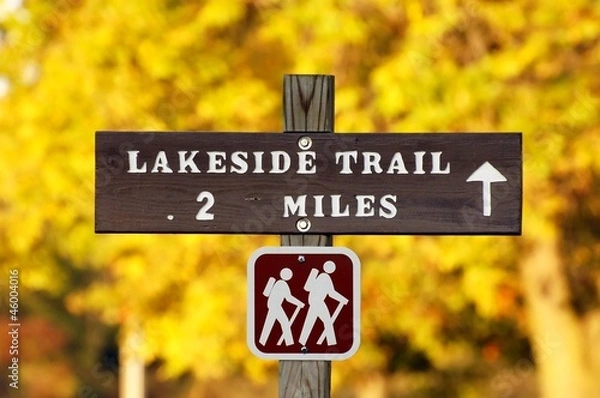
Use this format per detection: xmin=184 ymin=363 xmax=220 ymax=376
xmin=466 ymin=162 xmax=507 ymax=217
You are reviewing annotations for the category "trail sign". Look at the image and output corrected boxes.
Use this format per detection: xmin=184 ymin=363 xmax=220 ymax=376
xmin=247 ymin=246 xmax=360 ymax=361
xmin=95 ymin=132 xmax=521 ymax=235
xmin=94 ymin=74 xmax=523 ymax=398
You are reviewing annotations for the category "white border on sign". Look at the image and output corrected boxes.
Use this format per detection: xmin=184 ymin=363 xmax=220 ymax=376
xmin=247 ymin=246 xmax=361 ymax=361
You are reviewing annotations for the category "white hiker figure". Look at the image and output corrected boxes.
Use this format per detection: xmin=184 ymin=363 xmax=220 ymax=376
xmin=259 ymin=268 xmax=304 ymax=346
xmin=299 ymin=260 xmax=349 ymax=347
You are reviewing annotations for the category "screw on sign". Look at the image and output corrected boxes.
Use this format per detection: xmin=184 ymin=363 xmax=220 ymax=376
xmin=247 ymin=247 xmax=360 ymax=361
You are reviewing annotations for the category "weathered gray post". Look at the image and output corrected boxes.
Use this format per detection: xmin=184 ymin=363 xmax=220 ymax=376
xmin=280 ymin=74 xmax=334 ymax=397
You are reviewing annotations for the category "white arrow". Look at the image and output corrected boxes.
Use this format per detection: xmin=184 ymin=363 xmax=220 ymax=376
xmin=466 ymin=162 xmax=507 ymax=217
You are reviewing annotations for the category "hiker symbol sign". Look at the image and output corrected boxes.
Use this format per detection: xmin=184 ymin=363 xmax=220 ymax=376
xmin=247 ymin=247 xmax=360 ymax=360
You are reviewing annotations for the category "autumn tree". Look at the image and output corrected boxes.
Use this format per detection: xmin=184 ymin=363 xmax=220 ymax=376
xmin=0 ymin=1 xmax=598 ymax=397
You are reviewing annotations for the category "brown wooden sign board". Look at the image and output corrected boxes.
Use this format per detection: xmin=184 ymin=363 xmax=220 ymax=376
xmin=95 ymin=131 xmax=521 ymax=235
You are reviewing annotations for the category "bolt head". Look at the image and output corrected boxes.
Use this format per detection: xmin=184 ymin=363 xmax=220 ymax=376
xmin=295 ymin=218 xmax=311 ymax=232
xmin=298 ymin=136 xmax=313 ymax=150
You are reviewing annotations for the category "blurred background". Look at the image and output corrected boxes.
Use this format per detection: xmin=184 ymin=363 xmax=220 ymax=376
xmin=0 ymin=0 xmax=599 ymax=397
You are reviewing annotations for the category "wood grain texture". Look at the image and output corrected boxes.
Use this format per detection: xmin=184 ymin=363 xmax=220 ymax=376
xmin=283 ymin=74 xmax=334 ymax=132
xmin=280 ymin=74 xmax=334 ymax=398
xmin=279 ymin=360 xmax=331 ymax=398
xmin=95 ymin=132 xmax=522 ymax=235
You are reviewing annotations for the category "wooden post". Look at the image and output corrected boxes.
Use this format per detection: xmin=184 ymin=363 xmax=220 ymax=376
xmin=279 ymin=74 xmax=334 ymax=397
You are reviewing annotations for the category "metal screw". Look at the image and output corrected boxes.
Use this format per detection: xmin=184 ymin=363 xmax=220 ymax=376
xmin=298 ymin=255 xmax=305 ymax=263
xmin=298 ymin=136 xmax=312 ymax=150
xmin=296 ymin=218 xmax=311 ymax=233
xmin=301 ymin=346 xmax=308 ymax=354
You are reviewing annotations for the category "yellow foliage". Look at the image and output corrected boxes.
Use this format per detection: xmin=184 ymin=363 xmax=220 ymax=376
xmin=0 ymin=0 xmax=599 ymax=395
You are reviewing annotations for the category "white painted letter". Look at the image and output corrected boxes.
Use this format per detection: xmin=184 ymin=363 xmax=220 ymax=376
xmin=283 ymin=195 xmax=307 ymax=217
xmin=386 ymin=152 xmax=409 ymax=174
xmin=356 ymin=195 xmax=376 ymax=217
xmin=207 ymin=151 xmax=227 ymax=173
xmin=178 ymin=151 xmax=201 ymax=173
xmin=253 ymin=152 xmax=265 ymax=173
xmin=151 ymin=151 xmax=173 ymax=173
xmin=362 ymin=152 xmax=383 ymax=174
xmin=127 ymin=151 xmax=147 ymax=173
xmin=413 ymin=151 xmax=426 ymax=174
xmin=331 ymin=194 xmax=350 ymax=217
xmin=313 ymin=195 xmax=325 ymax=217
xmin=230 ymin=151 xmax=248 ymax=174
xmin=431 ymin=151 xmax=450 ymax=174
xmin=270 ymin=151 xmax=291 ymax=174
xmin=379 ymin=194 xmax=397 ymax=219
xmin=297 ymin=151 xmax=317 ymax=174
xmin=335 ymin=151 xmax=358 ymax=174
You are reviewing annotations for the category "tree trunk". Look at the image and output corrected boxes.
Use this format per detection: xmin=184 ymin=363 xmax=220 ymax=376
xmin=119 ymin=316 xmax=145 ymax=398
xmin=521 ymin=239 xmax=600 ymax=398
